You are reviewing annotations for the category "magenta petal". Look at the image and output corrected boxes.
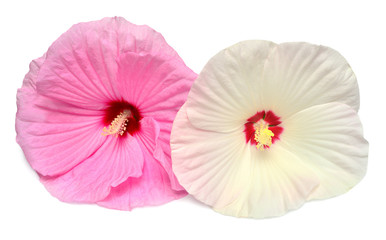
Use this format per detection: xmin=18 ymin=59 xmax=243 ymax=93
xmin=97 ymin=117 xmax=186 ymax=210
xmin=41 ymin=136 xmax=144 ymax=202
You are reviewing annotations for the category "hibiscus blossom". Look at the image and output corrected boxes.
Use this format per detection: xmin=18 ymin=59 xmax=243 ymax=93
xmin=171 ymin=40 xmax=368 ymax=218
xmin=16 ymin=17 xmax=197 ymax=210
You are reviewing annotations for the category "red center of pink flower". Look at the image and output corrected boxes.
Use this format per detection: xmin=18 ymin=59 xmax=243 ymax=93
xmin=244 ymin=110 xmax=283 ymax=150
xmin=102 ymin=101 xmax=142 ymax=137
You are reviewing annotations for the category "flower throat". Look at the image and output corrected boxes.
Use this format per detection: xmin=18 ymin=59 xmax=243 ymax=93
xmin=243 ymin=110 xmax=283 ymax=150
xmin=102 ymin=101 xmax=142 ymax=137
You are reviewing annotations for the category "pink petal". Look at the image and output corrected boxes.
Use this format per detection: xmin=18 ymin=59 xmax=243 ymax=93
xmin=97 ymin=117 xmax=186 ymax=210
xmin=36 ymin=17 xmax=190 ymax=110
xmin=136 ymin=117 xmax=184 ymax=191
xmin=37 ymin=19 xmax=120 ymax=109
xmin=116 ymin=52 xmax=196 ymax=112
xmin=16 ymin=55 xmax=106 ymax=176
xmin=40 ymin=136 xmax=144 ymax=203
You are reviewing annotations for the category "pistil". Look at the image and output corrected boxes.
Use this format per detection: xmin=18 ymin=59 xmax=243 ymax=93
xmin=102 ymin=109 xmax=132 ymax=137
xmin=254 ymin=119 xmax=274 ymax=150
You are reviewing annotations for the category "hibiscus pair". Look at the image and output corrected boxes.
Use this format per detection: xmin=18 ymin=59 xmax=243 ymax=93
xmin=16 ymin=17 xmax=368 ymax=218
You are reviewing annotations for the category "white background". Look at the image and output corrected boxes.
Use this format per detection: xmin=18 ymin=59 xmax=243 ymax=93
xmin=1 ymin=0 xmax=385 ymax=239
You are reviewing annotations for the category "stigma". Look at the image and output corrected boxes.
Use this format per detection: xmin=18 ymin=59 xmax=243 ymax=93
xmin=102 ymin=109 xmax=132 ymax=137
xmin=254 ymin=119 xmax=274 ymax=150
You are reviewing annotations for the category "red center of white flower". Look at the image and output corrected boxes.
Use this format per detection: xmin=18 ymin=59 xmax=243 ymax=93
xmin=102 ymin=101 xmax=142 ymax=137
xmin=244 ymin=110 xmax=283 ymax=150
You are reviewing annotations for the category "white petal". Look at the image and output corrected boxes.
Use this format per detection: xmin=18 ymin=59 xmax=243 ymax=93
xmin=261 ymin=42 xmax=360 ymax=119
xmin=281 ymin=102 xmax=368 ymax=200
xmin=185 ymin=40 xmax=277 ymax=132
xmin=215 ymin=143 xmax=320 ymax=218
xmin=171 ymin=105 xmax=252 ymax=209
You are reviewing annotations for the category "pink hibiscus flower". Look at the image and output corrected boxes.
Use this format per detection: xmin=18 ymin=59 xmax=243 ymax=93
xmin=16 ymin=17 xmax=197 ymax=210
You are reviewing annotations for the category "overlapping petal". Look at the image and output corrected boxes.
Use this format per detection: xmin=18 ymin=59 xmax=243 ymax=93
xmin=98 ymin=118 xmax=186 ymax=209
xmin=261 ymin=42 xmax=360 ymax=119
xmin=172 ymin=105 xmax=251 ymax=208
xmin=281 ymin=102 xmax=368 ymax=200
xmin=41 ymin=136 xmax=143 ymax=202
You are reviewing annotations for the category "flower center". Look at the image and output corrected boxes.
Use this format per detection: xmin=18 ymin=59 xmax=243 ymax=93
xmin=244 ymin=110 xmax=283 ymax=150
xmin=102 ymin=101 xmax=142 ymax=137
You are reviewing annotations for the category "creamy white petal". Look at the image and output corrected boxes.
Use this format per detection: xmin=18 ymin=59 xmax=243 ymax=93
xmin=261 ymin=42 xmax=360 ymax=119
xmin=214 ymin=142 xmax=320 ymax=218
xmin=171 ymin=105 xmax=252 ymax=208
xmin=281 ymin=102 xmax=368 ymax=200
xmin=185 ymin=40 xmax=277 ymax=133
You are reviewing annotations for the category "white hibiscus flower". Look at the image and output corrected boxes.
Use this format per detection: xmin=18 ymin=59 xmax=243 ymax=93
xmin=171 ymin=40 xmax=368 ymax=218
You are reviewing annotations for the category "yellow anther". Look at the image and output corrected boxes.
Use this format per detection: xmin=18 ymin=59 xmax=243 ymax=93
xmin=254 ymin=121 xmax=274 ymax=151
xmin=102 ymin=109 xmax=131 ymax=137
